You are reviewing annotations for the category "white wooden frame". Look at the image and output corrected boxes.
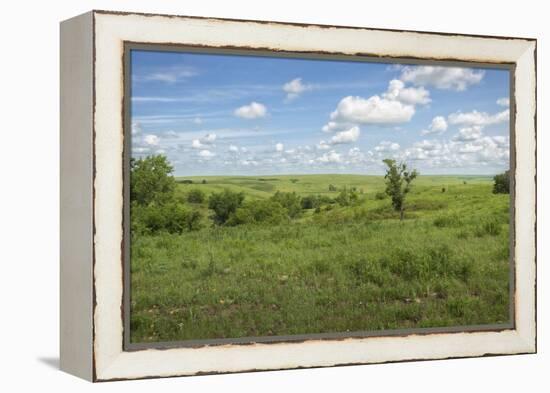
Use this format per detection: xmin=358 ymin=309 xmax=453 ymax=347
xmin=60 ymin=10 xmax=537 ymax=382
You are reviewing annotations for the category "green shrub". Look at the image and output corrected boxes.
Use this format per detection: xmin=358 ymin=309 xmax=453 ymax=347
xmin=270 ymin=191 xmax=302 ymax=218
xmin=493 ymin=170 xmax=510 ymax=194
xmin=301 ymin=194 xmax=333 ymax=209
xmin=187 ymin=189 xmax=205 ymax=203
xmin=374 ymin=191 xmax=387 ymax=200
xmin=208 ymin=189 xmax=245 ymax=224
xmin=335 ymin=187 xmax=359 ymax=206
xmin=301 ymin=195 xmax=318 ymax=209
xmin=184 ymin=210 xmax=203 ymax=231
xmin=131 ymin=201 xmax=202 ymax=234
xmin=226 ymin=199 xmax=287 ymax=226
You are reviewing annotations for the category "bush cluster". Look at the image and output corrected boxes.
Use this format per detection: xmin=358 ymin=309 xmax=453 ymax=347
xmin=334 ymin=187 xmax=360 ymax=206
xmin=208 ymin=189 xmax=245 ymax=224
xmin=187 ymin=188 xmax=205 ymax=203
xmin=130 ymin=155 xmax=203 ymax=234
xmin=227 ymin=199 xmax=288 ymax=226
xmin=131 ymin=201 xmax=202 ymax=234
xmin=208 ymin=189 xmax=341 ymax=226
xmin=270 ymin=191 xmax=302 ymax=218
xmin=301 ymin=194 xmax=333 ymax=209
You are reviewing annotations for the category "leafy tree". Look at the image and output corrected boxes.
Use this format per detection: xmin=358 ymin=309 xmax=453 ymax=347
xmin=493 ymin=170 xmax=510 ymax=194
xmin=130 ymin=155 xmax=176 ymax=205
xmin=270 ymin=191 xmax=302 ymax=218
xmin=208 ymin=189 xmax=245 ymax=224
xmin=187 ymin=188 xmax=205 ymax=203
xmin=130 ymin=155 xmax=204 ymax=234
xmin=226 ymin=200 xmax=287 ymax=226
xmin=328 ymin=184 xmax=338 ymax=192
xmin=382 ymin=159 xmax=418 ymax=220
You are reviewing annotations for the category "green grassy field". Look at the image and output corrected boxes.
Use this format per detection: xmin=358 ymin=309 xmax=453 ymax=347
xmin=130 ymin=174 xmax=511 ymax=343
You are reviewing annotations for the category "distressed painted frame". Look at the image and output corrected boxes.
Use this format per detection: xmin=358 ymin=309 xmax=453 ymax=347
xmin=60 ymin=10 xmax=537 ymax=382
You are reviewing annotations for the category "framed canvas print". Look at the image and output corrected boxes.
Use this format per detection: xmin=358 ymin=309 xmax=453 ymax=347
xmin=60 ymin=10 xmax=537 ymax=381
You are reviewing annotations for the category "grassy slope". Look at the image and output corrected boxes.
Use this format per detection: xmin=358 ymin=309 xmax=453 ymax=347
xmin=130 ymin=175 xmax=510 ymax=343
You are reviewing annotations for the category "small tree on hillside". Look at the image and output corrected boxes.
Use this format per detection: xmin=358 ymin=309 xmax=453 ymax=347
xmin=130 ymin=155 xmax=176 ymax=205
xmin=493 ymin=170 xmax=510 ymax=194
xmin=383 ymin=159 xmax=418 ymax=221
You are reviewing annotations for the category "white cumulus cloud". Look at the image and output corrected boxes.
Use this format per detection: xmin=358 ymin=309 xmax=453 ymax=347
xmin=383 ymin=79 xmax=431 ymax=105
xmin=191 ymin=139 xmax=204 ymax=149
xmin=275 ymin=143 xmax=284 ymax=152
xmin=322 ymin=80 xmax=430 ymax=134
xmin=317 ymin=140 xmax=330 ymax=150
xmin=421 ymin=115 xmax=448 ymax=135
xmin=448 ymin=109 xmax=509 ymax=127
xmin=198 ymin=149 xmax=215 ymax=158
xmin=413 ymin=140 xmax=441 ymax=151
xmin=141 ymin=66 xmax=198 ymax=83
xmin=374 ymin=141 xmax=400 ymax=152
xmin=234 ymin=102 xmax=267 ymax=119
xmin=330 ymin=126 xmax=360 ymax=145
xmin=453 ymin=126 xmax=484 ymax=142
xmin=317 ymin=150 xmax=342 ymax=163
xmin=497 ymin=97 xmax=510 ymax=107
xmin=144 ymin=134 xmax=159 ymax=146
xmin=191 ymin=133 xmax=217 ymax=149
xmin=328 ymin=95 xmax=415 ymax=126
xmin=131 ymin=122 xmax=142 ymax=135
xmin=201 ymin=133 xmax=216 ymax=144
xmin=399 ymin=65 xmax=484 ymax=91
xmin=283 ymin=78 xmax=311 ymax=100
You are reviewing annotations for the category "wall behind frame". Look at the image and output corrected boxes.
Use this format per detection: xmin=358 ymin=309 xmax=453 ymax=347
xmin=59 ymin=11 xmax=94 ymax=381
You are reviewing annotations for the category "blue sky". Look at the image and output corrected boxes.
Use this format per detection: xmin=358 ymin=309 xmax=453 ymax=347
xmin=131 ymin=49 xmax=510 ymax=176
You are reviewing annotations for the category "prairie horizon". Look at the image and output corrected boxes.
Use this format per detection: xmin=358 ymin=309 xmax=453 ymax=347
xmin=130 ymin=165 xmax=511 ymax=343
